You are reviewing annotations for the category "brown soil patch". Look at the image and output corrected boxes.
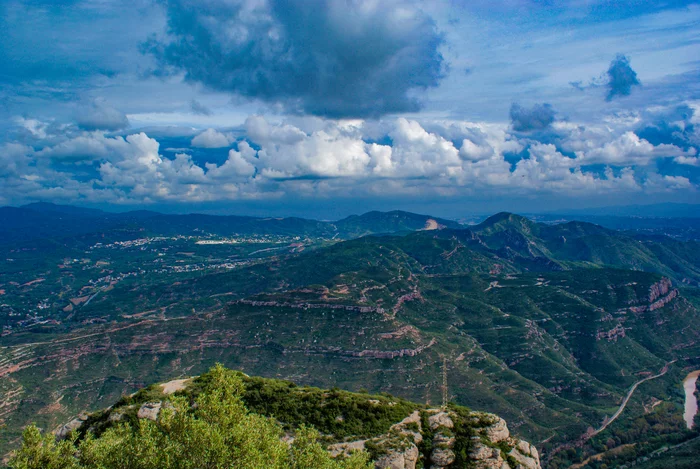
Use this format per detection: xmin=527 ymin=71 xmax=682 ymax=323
xmin=21 ymin=278 xmax=45 ymax=287
xmin=161 ymin=379 xmax=190 ymax=394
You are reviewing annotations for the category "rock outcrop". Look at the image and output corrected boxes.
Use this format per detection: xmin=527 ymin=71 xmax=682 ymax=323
xmin=428 ymin=411 xmax=454 ymax=431
xmin=469 ymin=441 xmax=508 ymax=469
xmin=53 ymin=377 xmax=540 ymax=469
xmin=629 ymin=278 xmax=679 ymax=313
xmin=370 ymin=410 xmax=423 ymax=469
xmin=55 ymin=413 xmax=88 ymax=440
xmin=649 ymin=278 xmax=672 ymax=303
xmin=137 ymin=401 xmax=162 ymax=421
xmin=375 ymin=445 xmax=419 ymax=469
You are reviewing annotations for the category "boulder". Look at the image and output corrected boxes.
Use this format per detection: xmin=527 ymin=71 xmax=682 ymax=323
xmin=509 ymin=439 xmax=540 ymax=469
xmin=515 ymin=439 xmax=539 ymax=462
xmin=430 ymin=447 xmax=455 ymax=467
xmin=433 ymin=432 xmax=455 ymax=447
xmin=469 ymin=441 xmax=511 ymax=469
xmin=375 ymin=443 xmax=419 ymax=469
xmin=328 ymin=440 xmax=366 ymax=458
xmin=137 ymin=401 xmax=162 ymax=421
xmin=480 ymin=416 xmax=510 ymax=443
xmin=391 ymin=410 xmax=423 ymax=444
xmin=55 ymin=413 xmax=88 ymax=440
xmin=428 ymin=411 xmax=454 ymax=431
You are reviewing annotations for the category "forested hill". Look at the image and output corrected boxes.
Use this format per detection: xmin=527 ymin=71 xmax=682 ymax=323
xmin=8 ymin=365 xmax=542 ymax=469
xmin=0 ymin=203 xmax=460 ymax=243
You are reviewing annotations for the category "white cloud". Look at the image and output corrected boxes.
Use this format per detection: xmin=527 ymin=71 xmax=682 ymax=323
xmin=2 ymin=114 xmax=698 ymax=206
xmin=191 ymin=128 xmax=235 ymax=148
xmin=576 ymin=131 xmax=689 ymax=166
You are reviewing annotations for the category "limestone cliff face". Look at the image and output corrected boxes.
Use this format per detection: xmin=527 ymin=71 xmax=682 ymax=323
xmin=325 ymin=409 xmax=541 ymax=469
xmin=649 ymin=278 xmax=672 ymax=303
xmin=629 ymin=278 xmax=679 ymax=313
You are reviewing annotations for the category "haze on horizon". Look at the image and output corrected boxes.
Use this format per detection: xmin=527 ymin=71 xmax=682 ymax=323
xmin=1 ymin=0 xmax=699 ymax=218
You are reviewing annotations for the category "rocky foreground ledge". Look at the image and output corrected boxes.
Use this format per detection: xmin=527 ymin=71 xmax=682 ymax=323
xmin=328 ymin=409 xmax=540 ymax=469
xmin=56 ymin=373 xmax=541 ymax=469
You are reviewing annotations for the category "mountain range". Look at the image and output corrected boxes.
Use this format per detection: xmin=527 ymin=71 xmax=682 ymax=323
xmin=1 ymin=205 xmax=699 ymax=468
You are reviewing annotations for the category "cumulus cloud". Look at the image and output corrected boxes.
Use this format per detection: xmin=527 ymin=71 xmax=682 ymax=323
xmin=509 ymin=103 xmax=556 ymax=132
xmin=76 ymin=98 xmax=129 ymax=131
xmin=636 ymin=104 xmax=699 ymax=151
xmin=2 ymin=114 xmax=697 ymax=206
xmin=606 ymin=54 xmax=641 ymax=100
xmin=191 ymin=128 xmax=235 ymax=148
xmin=576 ymin=131 xmax=692 ymax=166
xmin=144 ymin=0 xmax=444 ymax=118
xmin=512 ymin=143 xmax=639 ymax=193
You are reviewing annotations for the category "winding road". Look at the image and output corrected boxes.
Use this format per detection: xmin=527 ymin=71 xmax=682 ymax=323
xmin=593 ymin=361 xmax=674 ymax=436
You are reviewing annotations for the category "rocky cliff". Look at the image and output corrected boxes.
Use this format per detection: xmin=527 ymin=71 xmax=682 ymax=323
xmin=54 ymin=372 xmax=541 ymax=469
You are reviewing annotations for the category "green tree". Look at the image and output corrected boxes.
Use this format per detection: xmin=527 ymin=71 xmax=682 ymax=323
xmin=10 ymin=364 xmax=372 ymax=469
xmin=8 ymin=426 xmax=79 ymax=469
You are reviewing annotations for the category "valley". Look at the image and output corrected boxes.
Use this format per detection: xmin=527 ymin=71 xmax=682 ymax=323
xmin=1 ymin=205 xmax=700 ymax=468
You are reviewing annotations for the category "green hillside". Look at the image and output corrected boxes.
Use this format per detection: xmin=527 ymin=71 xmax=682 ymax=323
xmin=8 ymin=365 xmax=542 ymax=469
xmin=1 ymin=211 xmax=699 ymax=468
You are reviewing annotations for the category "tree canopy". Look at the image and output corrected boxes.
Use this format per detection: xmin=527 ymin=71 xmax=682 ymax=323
xmin=10 ymin=364 xmax=371 ymax=469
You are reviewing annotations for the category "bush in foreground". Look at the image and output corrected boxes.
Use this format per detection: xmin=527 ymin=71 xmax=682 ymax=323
xmin=10 ymin=364 xmax=371 ymax=469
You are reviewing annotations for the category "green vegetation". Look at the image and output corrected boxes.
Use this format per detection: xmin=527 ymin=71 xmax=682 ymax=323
xmin=9 ymin=365 xmax=372 ymax=469
xmin=2 ymin=209 xmax=700 ymax=467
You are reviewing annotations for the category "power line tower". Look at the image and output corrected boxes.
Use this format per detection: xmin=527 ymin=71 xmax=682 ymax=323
xmin=441 ymin=355 xmax=448 ymax=409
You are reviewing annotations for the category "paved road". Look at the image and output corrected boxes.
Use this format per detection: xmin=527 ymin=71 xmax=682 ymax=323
xmin=593 ymin=362 xmax=673 ymax=436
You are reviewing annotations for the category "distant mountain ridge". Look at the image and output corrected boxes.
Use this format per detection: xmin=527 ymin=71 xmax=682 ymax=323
xmin=0 ymin=203 xmax=461 ymax=244
xmin=2 ymin=203 xmax=699 ymax=284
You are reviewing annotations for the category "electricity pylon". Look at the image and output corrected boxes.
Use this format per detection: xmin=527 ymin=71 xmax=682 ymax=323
xmin=441 ymin=355 xmax=448 ymax=409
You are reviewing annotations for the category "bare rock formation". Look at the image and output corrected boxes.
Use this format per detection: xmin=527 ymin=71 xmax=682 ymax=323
xmin=137 ymin=401 xmax=163 ymax=421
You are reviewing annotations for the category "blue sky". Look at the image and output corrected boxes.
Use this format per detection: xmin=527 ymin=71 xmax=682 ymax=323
xmin=1 ymin=0 xmax=699 ymax=218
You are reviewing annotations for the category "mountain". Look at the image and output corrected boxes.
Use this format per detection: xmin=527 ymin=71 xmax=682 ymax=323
xmin=14 ymin=365 xmax=541 ymax=469
xmin=21 ymin=202 xmax=109 ymax=217
xmin=333 ymin=210 xmax=462 ymax=238
xmin=0 ymin=204 xmax=463 ymax=245
xmin=1 ymin=210 xmax=699 ymax=467
xmin=464 ymin=213 xmax=700 ymax=284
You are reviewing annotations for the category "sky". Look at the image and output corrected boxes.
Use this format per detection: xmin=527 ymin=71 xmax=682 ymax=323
xmin=1 ymin=0 xmax=699 ymax=218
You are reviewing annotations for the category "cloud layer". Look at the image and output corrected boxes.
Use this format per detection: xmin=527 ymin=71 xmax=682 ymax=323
xmin=76 ymin=99 xmax=130 ymax=131
xmin=1 ymin=1 xmax=699 ymax=213
xmin=3 ymin=106 xmax=697 ymax=207
xmin=145 ymin=0 xmax=444 ymax=118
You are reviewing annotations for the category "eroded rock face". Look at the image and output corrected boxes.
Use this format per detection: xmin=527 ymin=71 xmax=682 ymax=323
xmin=428 ymin=411 xmax=454 ymax=431
xmin=55 ymin=413 xmax=88 ymax=440
xmin=328 ymin=440 xmax=366 ymax=458
xmin=430 ymin=447 xmax=455 ymax=467
xmin=649 ymin=278 xmax=672 ymax=303
xmin=469 ymin=441 xmax=509 ymax=469
xmin=629 ymin=278 xmax=679 ymax=313
xmin=480 ymin=416 xmax=510 ymax=443
xmin=509 ymin=444 xmax=540 ymax=469
xmin=375 ymin=444 xmax=419 ymax=469
xmin=137 ymin=401 xmax=162 ymax=421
